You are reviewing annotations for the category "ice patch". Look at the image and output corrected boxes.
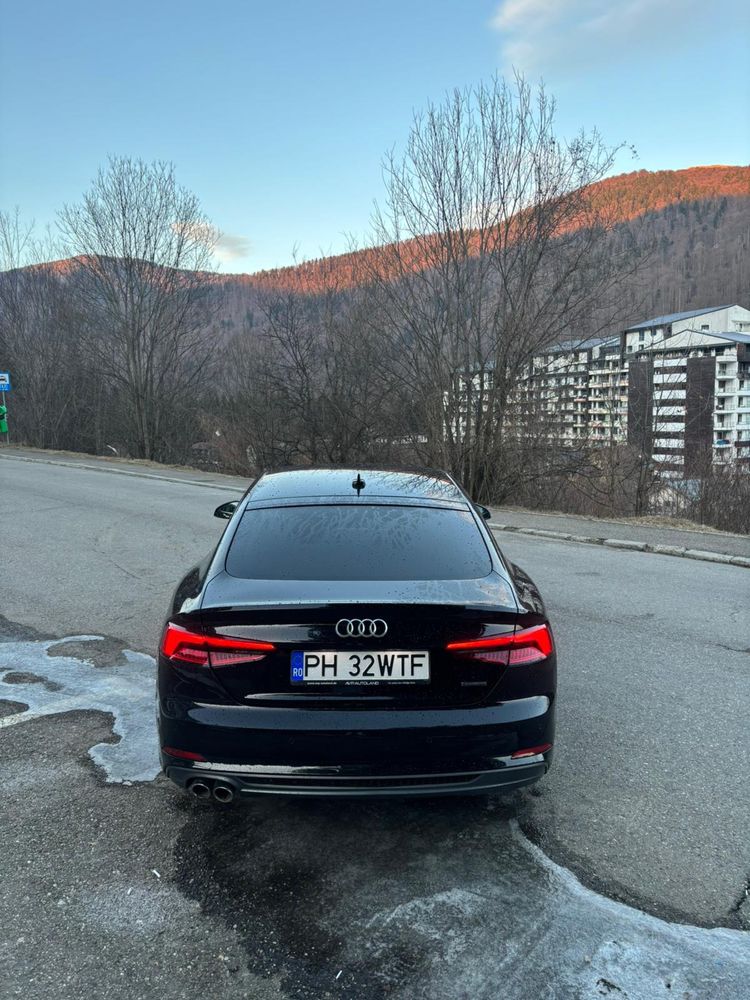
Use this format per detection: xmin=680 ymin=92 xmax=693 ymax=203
xmin=510 ymin=821 xmax=750 ymax=997
xmin=0 ymin=634 xmax=159 ymax=783
xmin=355 ymin=823 xmax=750 ymax=998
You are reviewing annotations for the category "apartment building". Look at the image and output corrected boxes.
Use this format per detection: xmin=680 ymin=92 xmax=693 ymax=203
xmin=580 ymin=338 xmax=628 ymax=443
xmin=520 ymin=336 xmax=627 ymax=443
xmin=537 ymin=305 xmax=750 ymax=465
xmin=447 ymin=305 xmax=750 ymax=473
xmin=627 ymin=305 xmax=750 ymax=474
xmin=623 ymin=304 xmax=750 ymax=355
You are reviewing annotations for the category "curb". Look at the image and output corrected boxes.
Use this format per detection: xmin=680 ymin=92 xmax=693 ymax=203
xmin=0 ymin=453 xmax=247 ymax=493
xmin=489 ymin=524 xmax=750 ymax=569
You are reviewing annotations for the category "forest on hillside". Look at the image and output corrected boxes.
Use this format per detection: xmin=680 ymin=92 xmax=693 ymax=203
xmin=204 ymin=193 xmax=749 ymax=346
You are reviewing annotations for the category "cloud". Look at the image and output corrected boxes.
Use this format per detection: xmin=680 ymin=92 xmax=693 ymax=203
xmin=490 ymin=0 xmax=709 ymax=75
xmin=171 ymin=221 xmax=253 ymax=264
xmin=214 ymin=231 xmax=253 ymax=263
xmin=491 ymin=0 xmax=561 ymax=32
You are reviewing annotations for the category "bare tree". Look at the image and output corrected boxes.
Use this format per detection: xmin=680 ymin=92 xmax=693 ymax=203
xmin=357 ymin=75 xmax=645 ymax=500
xmin=56 ymin=157 xmax=218 ymax=460
xmin=217 ymin=257 xmax=394 ymax=469
xmin=0 ymin=211 xmax=90 ymax=449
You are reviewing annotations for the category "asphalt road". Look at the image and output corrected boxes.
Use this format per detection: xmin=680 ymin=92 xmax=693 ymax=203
xmin=1 ymin=453 xmax=748 ymax=999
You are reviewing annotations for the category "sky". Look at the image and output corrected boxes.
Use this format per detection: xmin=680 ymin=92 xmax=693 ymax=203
xmin=1 ymin=0 xmax=748 ymax=273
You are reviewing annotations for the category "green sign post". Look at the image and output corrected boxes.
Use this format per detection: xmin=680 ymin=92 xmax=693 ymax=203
xmin=0 ymin=371 xmax=10 ymax=441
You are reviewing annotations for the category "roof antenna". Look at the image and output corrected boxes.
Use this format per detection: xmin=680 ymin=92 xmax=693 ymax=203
xmin=352 ymin=473 xmax=366 ymax=496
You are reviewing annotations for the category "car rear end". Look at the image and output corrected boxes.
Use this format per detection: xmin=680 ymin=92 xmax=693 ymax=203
xmin=157 ymin=491 xmax=555 ymax=800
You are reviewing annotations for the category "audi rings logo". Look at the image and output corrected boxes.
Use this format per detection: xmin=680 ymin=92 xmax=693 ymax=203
xmin=335 ymin=618 xmax=388 ymax=638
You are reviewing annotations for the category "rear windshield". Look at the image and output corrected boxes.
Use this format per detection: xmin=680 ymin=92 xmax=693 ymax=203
xmin=226 ymin=504 xmax=492 ymax=581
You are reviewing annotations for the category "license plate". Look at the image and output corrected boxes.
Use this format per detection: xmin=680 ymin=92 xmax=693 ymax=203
xmin=290 ymin=650 xmax=430 ymax=684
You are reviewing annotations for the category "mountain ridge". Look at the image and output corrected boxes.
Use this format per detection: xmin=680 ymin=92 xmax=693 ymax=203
xmin=212 ymin=164 xmax=750 ymax=294
xmin=17 ymin=164 xmax=750 ymax=287
xmin=6 ymin=165 xmax=748 ymax=335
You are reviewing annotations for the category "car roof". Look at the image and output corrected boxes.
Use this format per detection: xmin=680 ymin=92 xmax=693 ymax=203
xmin=247 ymin=467 xmax=466 ymax=505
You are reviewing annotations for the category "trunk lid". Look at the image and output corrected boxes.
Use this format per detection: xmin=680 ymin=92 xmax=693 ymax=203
xmin=199 ymin=597 xmax=519 ymax=709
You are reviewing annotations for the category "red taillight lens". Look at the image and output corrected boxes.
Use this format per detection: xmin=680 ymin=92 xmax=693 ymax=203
xmin=446 ymin=624 xmax=554 ymax=665
xmin=161 ymin=746 xmax=207 ymax=761
xmin=160 ymin=622 xmax=275 ymax=667
xmin=511 ymin=743 xmax=552 ymax=759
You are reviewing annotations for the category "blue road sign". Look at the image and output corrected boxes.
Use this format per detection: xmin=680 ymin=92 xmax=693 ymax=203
xmin=0 ymin=372 xmax=10 ymax=391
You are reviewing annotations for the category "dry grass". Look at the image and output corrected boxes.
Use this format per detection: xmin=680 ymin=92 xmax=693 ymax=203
xmin=494 ymin=504 xmax=739 ymax=536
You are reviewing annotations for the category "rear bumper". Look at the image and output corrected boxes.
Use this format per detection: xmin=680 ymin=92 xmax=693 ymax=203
xmin=165 ymin=756 xmax=550 ymax=797
xmin=159 ymin=694 xmax=554 ymax=797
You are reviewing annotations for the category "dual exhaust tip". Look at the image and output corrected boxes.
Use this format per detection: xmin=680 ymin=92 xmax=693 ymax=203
xmin=188 ymin=779 xmax=235 ymax=804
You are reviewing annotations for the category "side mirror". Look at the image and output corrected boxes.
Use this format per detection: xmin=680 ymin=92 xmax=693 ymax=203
xmin=214 ymin=500 xmax=239 ymax=520
xmin=474 ymin=503 xmax=492 ymax=521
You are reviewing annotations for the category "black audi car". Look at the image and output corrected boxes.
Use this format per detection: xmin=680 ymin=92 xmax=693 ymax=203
xmin=157 ymin=468 xmax=555 ymax=801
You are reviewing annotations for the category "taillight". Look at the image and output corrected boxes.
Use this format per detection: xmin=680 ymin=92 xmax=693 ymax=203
xmin=446 ymin=624 xmax=553 ymax=665
xmin=511 ymin=743 xmax=552 ymax=758
xmin=160 ymin=622 xmax=275 ymax=667
xmin=161 ymin=746 xmax=207 ymax=761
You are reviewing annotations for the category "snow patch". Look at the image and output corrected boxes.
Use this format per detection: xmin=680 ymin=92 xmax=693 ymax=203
xmin=0 ymin=634 xmax=159 ymax=783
